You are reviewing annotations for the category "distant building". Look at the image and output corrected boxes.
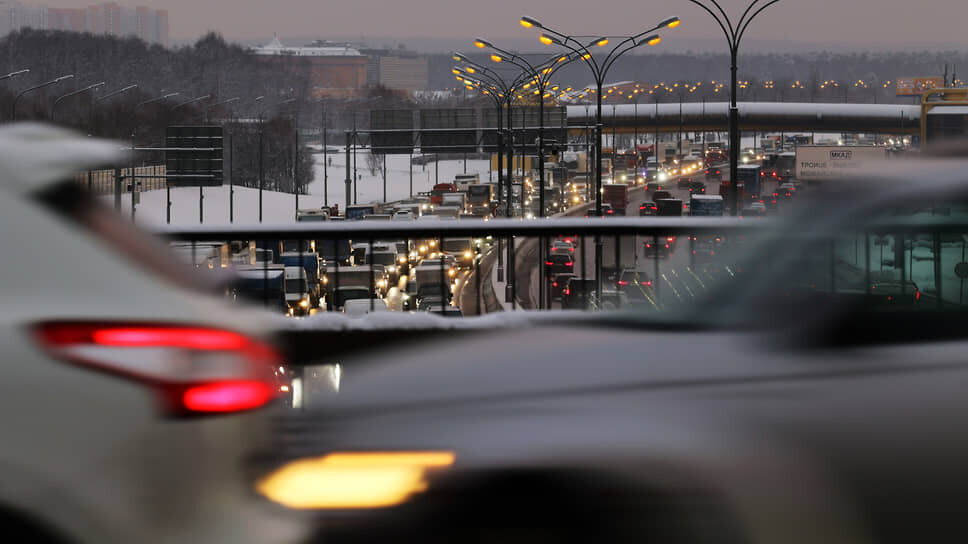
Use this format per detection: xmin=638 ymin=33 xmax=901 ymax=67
xmin=359 ymin=46 xmax=428 ymax=93
xmin=0 ymin=1 xmax=169 ymax=46
xmin=250 ymin=35 xmax=368 ymax=97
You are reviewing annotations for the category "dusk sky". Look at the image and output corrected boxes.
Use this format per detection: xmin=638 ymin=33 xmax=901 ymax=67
xmin=41 ymin=0 xmax=967 ymax=50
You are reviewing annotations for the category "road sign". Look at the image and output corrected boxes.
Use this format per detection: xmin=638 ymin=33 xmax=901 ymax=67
xmin=165 ymin=126 xmax=223 ymax=187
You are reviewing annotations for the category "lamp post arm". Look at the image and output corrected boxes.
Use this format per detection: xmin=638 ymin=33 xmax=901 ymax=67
xmin=708 ymin=0 xmax=737 ymax=35
xmin=686 ymin=0 xmax=735 ymax=43
xmin=601 ymin=40 xmax=654 ymax=76
xmin=54 ymin=81 xmax=105 ymax=107
xmin=96 ymin=84 xmax=138 ymax=102
xmin=736 ymin=0 xmax=782 ymax=44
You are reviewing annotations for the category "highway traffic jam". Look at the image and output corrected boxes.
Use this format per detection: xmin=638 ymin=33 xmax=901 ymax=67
xmin=5 ymin=122 xmax=968 ymax=543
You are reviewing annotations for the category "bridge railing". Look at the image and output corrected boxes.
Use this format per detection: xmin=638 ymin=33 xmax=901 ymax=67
xmin=157 ymin=217 xmax=766 ymax=318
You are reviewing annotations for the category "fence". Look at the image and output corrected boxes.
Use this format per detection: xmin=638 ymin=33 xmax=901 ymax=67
xmin=75 ymin=164 xmax=167 ymax=195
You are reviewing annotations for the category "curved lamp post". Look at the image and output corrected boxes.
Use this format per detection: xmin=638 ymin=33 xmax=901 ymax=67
xmin=135 ymin=92 xmax=180 ymax=110
xmin=684 ymin=0 xmax=782 ymax=215
xmin=12 ymin=74 xmax=73 ymax=121
xmin=96 ymin=84 xmax=138 ymax=103
xmin=51 ymin=81 xmax=105 ymax=122
xmin=471 ymin=40 xmax=575 ymax=219
xmin=170 ymin=94 xmax=212 ymax=112
xmin=521 ymin=15 xmax=679 ymax=303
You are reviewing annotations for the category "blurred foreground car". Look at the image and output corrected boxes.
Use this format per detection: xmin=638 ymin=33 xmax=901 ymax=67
xmin=260 ymin=160 xmax=968 ymax=542
xmin=0 ymin=125 xmax=307 ymax=543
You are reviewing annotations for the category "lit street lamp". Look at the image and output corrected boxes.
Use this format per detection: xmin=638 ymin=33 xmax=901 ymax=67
xmin=685 ymin=0 xmax=782 ymax=215
xmin=521 ymin=14 xmax=679 ymax=302
xmin=12 ymin=74 xmax=74 ymax=121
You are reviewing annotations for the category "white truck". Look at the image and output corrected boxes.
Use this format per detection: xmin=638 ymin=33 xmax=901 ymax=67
xmin=795 ymin=145 xmax=888 ymax=183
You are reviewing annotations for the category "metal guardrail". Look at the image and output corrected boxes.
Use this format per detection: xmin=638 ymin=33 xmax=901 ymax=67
xmin=159 ymin=215 xmax=968 ymax=325
xmin=159 ymin=217 xmax=765 ymax=319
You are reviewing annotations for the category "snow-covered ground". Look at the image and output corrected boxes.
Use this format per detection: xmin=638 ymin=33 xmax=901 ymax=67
xmin=108 ymin=148 xmax=495 ymax=226
xmin=107 ymin=133 xmax=844 ymax=226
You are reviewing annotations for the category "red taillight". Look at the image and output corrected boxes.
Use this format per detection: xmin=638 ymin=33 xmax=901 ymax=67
xmin=564 ymin=288 xmax=571 ymax=295
xmin=565 ymin=262 xmax=574 ymax=267
xmin=546 ymin=261 xmax=554 ymax=266
xmin=642 ymin=281 xmax=652 ymax=286
xmin=34 ymin=322 xmax=281 ymax=417
xmin=181 ymin=381 xmax=274 ymax=413
xmin=617 ymin=280 xmax=629 ymax=286
xmin=666 ymin=237 xmax=675 ymax=242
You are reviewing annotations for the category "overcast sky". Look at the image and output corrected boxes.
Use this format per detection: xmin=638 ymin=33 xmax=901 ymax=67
xmin=43 ymin=0 xmax=968 ymax=51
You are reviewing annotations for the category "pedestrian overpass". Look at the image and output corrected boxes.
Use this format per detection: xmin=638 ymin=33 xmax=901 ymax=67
xmin=566 ymin=102 xmax=921 ymax=135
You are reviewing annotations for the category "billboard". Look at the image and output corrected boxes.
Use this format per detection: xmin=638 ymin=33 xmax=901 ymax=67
xmin=896 ymin=77 xmax=943 ymax=96
xmin=795 ymin=145 xmax=887 ymax=182
xmin=369 ymin=109 xmax=414 ymax=155
xmin=165 ymin=126 xmax=223 ymax=187
xmin=419 ymin=108 xmax=477 ymax=154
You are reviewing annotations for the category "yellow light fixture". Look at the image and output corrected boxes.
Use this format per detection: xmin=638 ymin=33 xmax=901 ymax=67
xmin=520 ymin=18 xmax=533 ymax=28
xmin=596 ymin=38 xmax=609 ymax=47
xmin=490 ymin=54 xmax=502 ymax=63
xmin=539 ymin=35 xmax=554 ymax=45
xmin=256 ymin=451 xmax=456 ymax=510
xmin=667 ymin=19 xmax=681 ymax=28
xmin=582 ymin=53 xmax=591 ymax=60
xmin=465 ymin=66 xmax=476 ymax=74
xmin=647 ymin=35 xmax=662 ymax=46
xmin=473 ymin=40 xmax=486 ymax=49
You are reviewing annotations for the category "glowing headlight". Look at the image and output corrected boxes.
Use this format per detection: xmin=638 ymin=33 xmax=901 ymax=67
xmin=299 ymin=299 xmax=309 ymax=308
xmin=448 ymin=269 xmax=457 ymax=277
xmin=255 ymin=451 xmax=456 ymax=510
xmin=387 ymin=265 xmax=397 ymax=273
xmin=398 ymin=255 xmax=408 ymax=264
xmin=463 ymin=250 xmax=472 ymax=259
xmin=419 ymin=245 xmax=428 ymax=253
xmin=429 ymin=240 xmax=437 ymax=248
xmin=322 ymin=276 xmax=329 ymax=284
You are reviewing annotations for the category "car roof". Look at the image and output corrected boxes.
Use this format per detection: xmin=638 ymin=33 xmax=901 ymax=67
xmin=0 ymin=123 xmax=124 ymax=196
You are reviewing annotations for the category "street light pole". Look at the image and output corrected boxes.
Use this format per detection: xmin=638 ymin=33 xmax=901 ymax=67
xmin=521 ymin=14 xmax=679 ymax=303
xmin=51 ymin=81 xmax=105 ymax=122
xmin=12 ymin=74 xmax=73 ymax=121
xmin=685 ymin=0 xmax=782 ymax=215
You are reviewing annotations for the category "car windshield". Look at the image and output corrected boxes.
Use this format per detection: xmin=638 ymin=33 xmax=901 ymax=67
xmin=609 ymin=186 xmax=968 ymax=330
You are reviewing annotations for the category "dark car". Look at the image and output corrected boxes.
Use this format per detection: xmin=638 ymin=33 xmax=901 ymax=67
xmin=644 ymin=236 xmax=677 ymax=258
xmin=550 ymin=273 xmax=576 ymax=301
xmin=584 ymin=203 xmax=615 ymax=217
xmin=614 ymin=269 xmax=654 ymax=305
xmin=545 ymin=253 xmax=575 ymax=274
xmin=686 ymin=181 xmax=706 ymax=194
xmin=560 ymin=277 xmax=596 ymax=309
xmin=676 ymin=177 xmax=693 ymax=189
xmin=638 ymin=201 xmax=658 ymax=216
xmin=652 ymin=190 xmax=672 ymax=202
xmin=705 ymin=167 xmax=723 ymax=180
